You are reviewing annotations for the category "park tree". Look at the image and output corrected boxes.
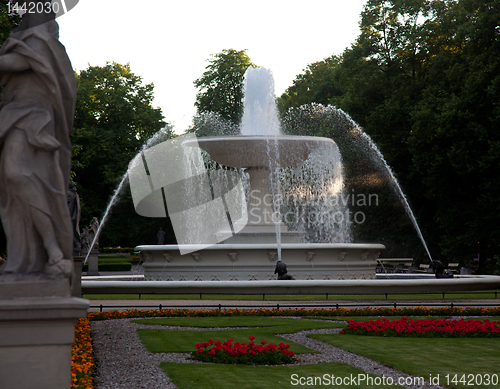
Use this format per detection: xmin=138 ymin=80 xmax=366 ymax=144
xmin=279 ymin=0 xmax=500 ymax=267
xmin=194 ymin=49 xmax=256 ymax=127
xmin=408 ymin=0 xmax=500 ymax=265
xmin=0 ymin=1 xmax=21 ymax=46
xmin=277 ymin=56 xmax=342 ymax=116
xmin=72 ymin=62 xmax=171 ymax=247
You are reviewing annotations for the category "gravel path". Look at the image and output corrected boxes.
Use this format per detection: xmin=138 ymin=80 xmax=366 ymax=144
xmin=91 ymin=318 xmax=445 ymax=389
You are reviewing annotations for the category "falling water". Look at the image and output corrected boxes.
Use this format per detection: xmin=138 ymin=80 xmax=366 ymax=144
xmin=241 ymin=67 xmax=283 ymax=261
xmin=83 ymin=125 xmax=173 ymax=264
xmin=281 ymin=103 xmax=433 ymax=261
xmin=359 ymin=131 xmax=434 ymax=262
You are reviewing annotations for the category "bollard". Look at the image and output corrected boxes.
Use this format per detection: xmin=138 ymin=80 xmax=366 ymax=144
xmin=385 ymin=293 xmax=388 ymax=300
xmin=393 ymin=302 xmax=397 ymax=308
xmin=277 ymin=304 xmax=280 ymax=310
xmin=326 ymin=293 xmax=328 ymax=300
xmin=100 ymin=304 xmax=103 ymax=313
xmin=218 ymin=304 xmax=221 ymax=311
xmin=263 ymin=293 xmax=265 ymax=300
xmin=159 ymin=304 xmax=162 ymax=311
xmin=139 ymin=292 xmax=142 ymax=300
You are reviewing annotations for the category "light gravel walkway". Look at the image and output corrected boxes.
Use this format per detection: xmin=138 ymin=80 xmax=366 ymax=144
xmin=91 ymin=318 xmax=445 ymax=389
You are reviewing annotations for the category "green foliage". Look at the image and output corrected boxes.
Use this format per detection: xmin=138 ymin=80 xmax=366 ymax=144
xmin=82 ymin=262 xmax=132 ymax=272
xmin=71 ymin=62 xmax=171 ymax=247
xmin=194 ymin=49 xmax=256 ymax=126
xmin=278 ymin=0 xmax=500 ymax=266
xmin=277 ymin=56 xmax=342 ymax=116
xmin=0 ymin=1 xmax=21 ymax=47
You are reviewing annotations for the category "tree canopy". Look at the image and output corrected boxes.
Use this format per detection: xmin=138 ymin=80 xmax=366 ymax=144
xmin=194 ymin=49 xmax=256 ymax=127
xmin=72 ymin=62 xmax=172 ymax=247
xmin=279 ymin=0 xmax=500 ymax=269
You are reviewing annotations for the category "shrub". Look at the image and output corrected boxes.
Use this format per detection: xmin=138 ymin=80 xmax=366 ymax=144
xmin=82 ymin=262 xmax=132 ymax=272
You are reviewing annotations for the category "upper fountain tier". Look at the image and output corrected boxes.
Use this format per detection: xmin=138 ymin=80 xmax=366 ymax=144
xmin=187 ymin=135 xmax=336 ymax=169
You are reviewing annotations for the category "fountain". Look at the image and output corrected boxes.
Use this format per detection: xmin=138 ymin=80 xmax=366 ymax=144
xmin=135 ymin=67 xmax=385 ymax=281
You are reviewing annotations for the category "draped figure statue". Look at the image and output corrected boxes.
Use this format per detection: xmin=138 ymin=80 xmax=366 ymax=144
xmin=0 ymin=11 xmax=76 ymax=281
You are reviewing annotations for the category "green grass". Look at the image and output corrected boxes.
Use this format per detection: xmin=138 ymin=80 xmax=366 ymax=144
xmin=310 ymin=333 xmax=500 ymax=389
xmin=303 ymin=315 xmax=452 ymax=321
xmin=138 ymin=328 xmax=315 ymax=354
xmin=131 ymin=316 xmax=344 ymax=329
xmin=135 ymin=317 xmax=343 ymax=354
xmin=96 ymin=254 xmax=140 ymax=264
xmin=161 ymin=362 xmax=403 ymax=389
xmin=83 ymin=291 xmax=500 ymax=300
xmin=131 ymin=315 xmax=500 ymax=388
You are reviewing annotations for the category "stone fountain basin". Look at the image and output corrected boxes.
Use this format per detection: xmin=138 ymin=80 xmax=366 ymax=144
xmin=184 ymin=135 xmax=336 ymax=168
xmin=136 ymin=243 xmax=385 ymax=281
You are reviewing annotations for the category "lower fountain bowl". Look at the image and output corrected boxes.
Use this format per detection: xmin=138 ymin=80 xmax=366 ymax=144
xmin=135 ymin=243 xmax=385 ymax=281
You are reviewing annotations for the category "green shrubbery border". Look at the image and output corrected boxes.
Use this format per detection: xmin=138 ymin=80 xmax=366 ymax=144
xmin=82 ymin=262 xmax=132 ymax=272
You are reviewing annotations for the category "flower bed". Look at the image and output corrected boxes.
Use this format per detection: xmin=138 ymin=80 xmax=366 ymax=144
xmin=192 ymin=335 xmax=295 ymax=365
xmin=87 ymin=305 xmax=500 ymax=321
xmin=72 ymin=318 xmax=94 ymax=389
xmin=73 ymin=306 xmax=500 ymax=388
xmin=341 ymin=317 xmax=500 ymax=337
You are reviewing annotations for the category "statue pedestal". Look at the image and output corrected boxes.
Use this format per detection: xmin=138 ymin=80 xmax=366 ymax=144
xmin=0 ymin=281 xmax=89 ymax=389
xmin=86 ymin=250 xmax=99 ymax=276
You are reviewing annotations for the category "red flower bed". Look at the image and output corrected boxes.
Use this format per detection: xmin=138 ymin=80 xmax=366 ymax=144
xmin=192 ymin=335 xmax=296 ymax=364
xmin=341 ymin=317 xmax=500 ymax=337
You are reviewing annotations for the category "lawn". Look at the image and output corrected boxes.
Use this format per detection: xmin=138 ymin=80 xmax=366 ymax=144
xmin=161 ymin=362 xmax=403 ymax=389
xmin=135 ymin=317 xmax=343 ymax=354
xmin=83 ymin=291 xmax=500 ymax=300
xmin=311 ymin=333 xmax=500 ymax=389
xmin=131 ymin=315 xmax=500 ymax=389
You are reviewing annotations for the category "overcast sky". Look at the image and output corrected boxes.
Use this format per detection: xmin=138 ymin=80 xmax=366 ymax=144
xmin=58 ymin=0 xmax=368 ymax=133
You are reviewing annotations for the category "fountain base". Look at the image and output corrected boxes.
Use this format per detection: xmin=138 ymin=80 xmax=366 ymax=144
xmin=136 ymin=243 xmax=384 ymax=281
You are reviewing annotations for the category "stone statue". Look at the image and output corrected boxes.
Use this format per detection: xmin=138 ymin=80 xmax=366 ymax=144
xmin=157 ymin=227 xmax=165 ymax=245
xmin=80 ymin=227 xmax=90 ymax=254
xmin=274 ymin=261 xmax=294 ymax=280
xmin=88 ymin=217 xmax=99 ymax=250
xmin=68 ymin=182 xmax=81 ymax=255
xmin=0 ymin=11 xmax=76 ymax=280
